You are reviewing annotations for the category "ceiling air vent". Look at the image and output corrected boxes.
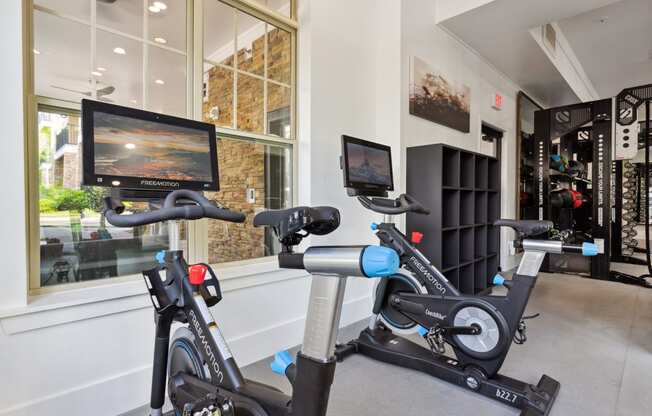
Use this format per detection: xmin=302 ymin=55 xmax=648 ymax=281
xmin=543 ymin=23 xmax=557 ymax=53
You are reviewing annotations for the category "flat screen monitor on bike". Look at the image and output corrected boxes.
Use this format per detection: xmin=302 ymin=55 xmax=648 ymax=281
xmin=82 ymin=99 xmax=219 ymax=193
xmin=341 ymin=135 xmax=394 ymax=197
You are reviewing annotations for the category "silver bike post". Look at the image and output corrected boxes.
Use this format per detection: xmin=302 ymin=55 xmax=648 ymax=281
xmin=301 ymin=246 xmax=371 ymax=361
xmin=301 ymin=274 xmax=348 ymax=361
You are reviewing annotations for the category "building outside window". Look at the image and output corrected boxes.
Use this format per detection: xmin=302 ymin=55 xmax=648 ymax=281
xmin=29 ymin=0 xmax=296 ymax=290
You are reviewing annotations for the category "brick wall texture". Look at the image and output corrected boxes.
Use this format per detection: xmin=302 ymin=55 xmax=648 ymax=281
xmin=203 ymin=26 xmax=291 ymax=263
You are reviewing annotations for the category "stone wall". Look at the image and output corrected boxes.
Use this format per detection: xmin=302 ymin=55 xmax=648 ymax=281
xmin=204 ymin=26 xmax=291 ymax=263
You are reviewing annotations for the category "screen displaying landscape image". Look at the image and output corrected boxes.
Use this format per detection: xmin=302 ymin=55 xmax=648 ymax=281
xmin=93 ymin=112 xmax=213 ymax=182
xmin=347 ymin=142 xmax=392 ymax=186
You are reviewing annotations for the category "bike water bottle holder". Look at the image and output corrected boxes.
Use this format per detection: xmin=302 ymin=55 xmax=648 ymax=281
xmin=194 ymin=262 xmax=223 ymax=307
xmin=142 ymin=262 xmax=223 ymax=314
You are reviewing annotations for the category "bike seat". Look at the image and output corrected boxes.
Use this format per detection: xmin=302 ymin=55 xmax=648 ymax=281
xmin=254 ymin=206 xmax=340 ymax=241
xmin=493 ymin=219 xmax=553 ymax=237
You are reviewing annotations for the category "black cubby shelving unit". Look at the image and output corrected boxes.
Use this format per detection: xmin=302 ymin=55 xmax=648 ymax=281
xmin=406 ymin=144 xmax=501 ymax=294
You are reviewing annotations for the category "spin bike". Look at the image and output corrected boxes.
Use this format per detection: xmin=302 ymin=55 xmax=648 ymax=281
xmin=336 ymin=193 xmax=599 ymax=416
xmin=103 ymin=189 xmax=399 ymax=416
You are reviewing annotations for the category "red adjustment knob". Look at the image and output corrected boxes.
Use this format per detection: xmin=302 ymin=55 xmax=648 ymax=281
xmin=188 ymin=264 xmax=208 ymax=285
xmin=411 ymin=232 xmax=424 ymax=245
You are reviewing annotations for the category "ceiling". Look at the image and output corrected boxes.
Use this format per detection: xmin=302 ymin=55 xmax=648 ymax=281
xmin=439 ymin=0 xmax=623 ymax=106
xmin=558 ymin=0 xmax=652 ymax=98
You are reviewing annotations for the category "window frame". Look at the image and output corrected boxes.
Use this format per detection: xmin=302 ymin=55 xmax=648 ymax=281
xmin=25 ymin=0 xmax=298 ymax=294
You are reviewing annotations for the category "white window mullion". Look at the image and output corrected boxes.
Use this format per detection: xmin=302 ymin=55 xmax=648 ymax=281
xmin=90 ymin=0 xmax=97 ymax=99
xmin=142 ymin=0 xmax=149 ymax=109
xmin=232 ymin=7 xmax=238 ymax=130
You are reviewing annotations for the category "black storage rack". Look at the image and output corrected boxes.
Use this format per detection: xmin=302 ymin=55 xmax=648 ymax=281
xmin=406 ymin=144 xmax=501 ymax=294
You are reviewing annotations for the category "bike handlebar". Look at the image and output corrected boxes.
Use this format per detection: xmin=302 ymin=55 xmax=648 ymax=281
xmin=357 ymin=193 xmax=430 ymax=216
xmin=103 ymin=190 xmax=246 ymax=228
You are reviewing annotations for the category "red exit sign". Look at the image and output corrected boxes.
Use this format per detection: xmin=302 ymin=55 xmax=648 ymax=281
xmin=492 ymin=93 xmax=503 ymax=110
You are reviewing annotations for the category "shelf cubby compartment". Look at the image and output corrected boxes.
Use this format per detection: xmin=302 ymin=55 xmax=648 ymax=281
xmin=487 ymin=191 xmax=500 ymax=223
xmin=460 ymin=152 xmax=475 ymax=188
xmin=459 ymin=227 xmax=475 ymax=263
xmin=442 ymin=190 xmax=460 ymax=228
xmin=488 ymin=158 xmax=500 ymax=190
xmin=487 ymin=255 xmax=499 ymax=283
xmin=475 ymin=192 xmax=487 ymax=224
xmin=474 ymin=225 xmax=487 ymax=258
xmin=487 ymin=225 xmax=500 ymax=256
xmin=475 ymin=156 xmax=488 ymax=189
xmin=459 ymin=263 xmax=475 ymax=294
xmin=442 ymin=229 xmax=459 ymax=270
xmin=444 ymin=268 xmax=460 ymax=290
xmin=460 ymin=191 xmax=474 ymax=226
xmin=443 ymin=147 xmax=460 ymax=188
xmin=474 ymin=259 xmax=488 ymax=293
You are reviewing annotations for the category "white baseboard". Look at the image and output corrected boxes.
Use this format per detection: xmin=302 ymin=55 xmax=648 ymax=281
xmin=0 ymin=295 xmax=374 ymax=416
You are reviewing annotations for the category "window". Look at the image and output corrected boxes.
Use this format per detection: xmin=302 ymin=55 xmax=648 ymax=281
xmin=28 ymin=0 xmax=296 ymax=290
xmin=31 ymin=0 xmax=191 ymax=289
xmin=202 ymin=0 xmax=295 ymax=263
xmin=36 ymin=105 xmax=187 ymax=288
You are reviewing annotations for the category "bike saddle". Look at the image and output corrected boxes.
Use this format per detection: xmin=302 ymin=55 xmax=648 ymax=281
xmin=494 ymin=219 xmax=553 ymax=238
xmin=254 ymin=206 xmax=341 ymax=243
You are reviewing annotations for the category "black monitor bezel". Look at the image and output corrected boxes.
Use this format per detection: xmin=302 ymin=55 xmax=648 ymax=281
xmin=82 ymin=99 xmax=219 ymax=192
xmin=341 ymin=135 xmax=394 ymax=195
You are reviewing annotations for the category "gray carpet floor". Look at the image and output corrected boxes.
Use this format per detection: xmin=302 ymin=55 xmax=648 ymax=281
xmin=128 ymin=270 xmax=652 ymax=416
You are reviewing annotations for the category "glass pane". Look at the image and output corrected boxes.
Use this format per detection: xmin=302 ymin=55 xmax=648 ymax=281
xmin=203 ymin=63 xmax=234 ymax=128
xmin=96 ymin=0 xmax=143 ymax=38
xmin=33 ymin=11 xmax=91 ymax=102
xmin=267 ymin=26 xmax=291 ymax=84
xmin=148 ymin=0 xmax=188 ymax=51
xmin=236 ymin=74 xmax=264 ymax=134
xmin=204 ymin=0 xmax=235 ymax=67
xmin=206 ymin=138 xmax=292 ymax=263
xmin=96 ymin=29 xmax=144 ymax=107
xmin=250 ymin=0 xmax=292 ymax=18
xmin=37 ymin=107 xmax=186 ymax=288
xmin=267 ymin=82 xmax=290 ymax=138
xmin=236 ymin=11 xmax=265 ymax=76
xmin=34 ymin=0 xmax=91 ymax=22
xmin=147 ymin=47 xmax=187 ymax=117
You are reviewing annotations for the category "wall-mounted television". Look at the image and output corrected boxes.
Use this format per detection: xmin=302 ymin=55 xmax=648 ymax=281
xmin=82 ymin=99 xmax=219 ymax=192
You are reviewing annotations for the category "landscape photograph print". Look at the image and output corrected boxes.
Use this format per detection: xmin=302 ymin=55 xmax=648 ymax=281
xmin=409 ymin=56 xmax=471 ymax=133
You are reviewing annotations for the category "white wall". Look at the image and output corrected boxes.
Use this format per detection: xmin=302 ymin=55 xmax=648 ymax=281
xmin=400 ymin=0 xmax=520 ymax=270
xmin=0 ymin=1 xmax=402 ymax=415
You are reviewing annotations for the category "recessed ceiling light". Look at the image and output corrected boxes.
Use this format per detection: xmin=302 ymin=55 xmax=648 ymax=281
xmin=113 ymin=47 xmax=126 ymax=55
xmin=148 ymin=5 xmax=160 ymax=13
xmin=154 ymin=37 xmax=167 ymax=44
xmin=33 ymin=49 xmax=40 ymax=55
xmin=91 ymin=71 xmax=103 ymax=77
xmin=97 ymin=67 xmax=107 ymax=72
xmin=155 ymin=79 xmax=165 ymax=85
xmin=125 ymin=143 xmax=136 ymax=150
xmin=153 ymin=2 xmax=168 ymax=10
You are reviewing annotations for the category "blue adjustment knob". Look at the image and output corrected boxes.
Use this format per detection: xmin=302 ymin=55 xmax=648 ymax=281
xmin=361 ymin=246 xmax=399 ymax=277
xmin=417 ymin=326 xmax=428 ymax=338
xmin=493 ymin=274 xmax=505 ymax=286
xmin=582 ymin=242 xmax=599 ymax=256
xmin=271 ymin=350 xmax=294 ymax=376
xmin=155 ymin=251 xmax=166 ymax=264
xmin=371 ymin=223 xmax=379 ymax=231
